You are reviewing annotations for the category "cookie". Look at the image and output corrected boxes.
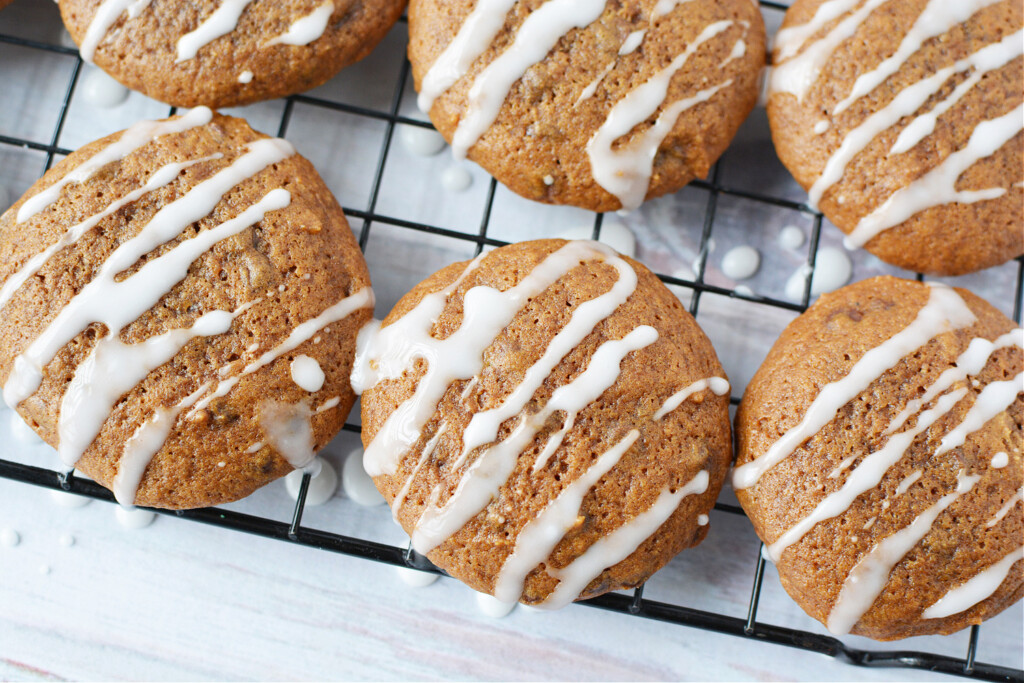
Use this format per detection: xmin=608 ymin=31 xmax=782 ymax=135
xmin=355 ymin=239 xmax=731 ymax=606
xmin=58 ymin=0 xmax=406 ymax=108
xmin=734 ymin=276 xmax=1023 ymax=640
xmin=767 ymin=0 xmax=1023 ymax=276
xmin=408 ymin=0 xmax=765 ymax=212
xmin=0 ymin=107 xmax=373 ymax=509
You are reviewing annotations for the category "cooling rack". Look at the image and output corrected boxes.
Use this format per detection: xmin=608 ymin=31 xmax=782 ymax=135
xmin=0 ymin=1 xmax=1021 ymax=681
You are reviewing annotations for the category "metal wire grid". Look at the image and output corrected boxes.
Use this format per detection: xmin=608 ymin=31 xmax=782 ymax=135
xmin=0 ymin=2 xmax=1022 ymax=680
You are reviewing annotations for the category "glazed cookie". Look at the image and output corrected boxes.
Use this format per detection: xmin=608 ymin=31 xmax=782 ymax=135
xmin=0 ymin=107 xmax=373 ymax=509
xmin=59 ymin=0 xmax=406 ymax=108
xmin=734 ymin=276 xmax=1022 ymax=640
xmin=409 ymin=0 xmax=765 ymax=212
xmin=767 ymin=0 xmax=1023 ymax=276
xmin=355 ymin=239 xmax=732 ymax=606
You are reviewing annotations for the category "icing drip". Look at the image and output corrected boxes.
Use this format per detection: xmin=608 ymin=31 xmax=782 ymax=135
xmin=538 ymin=470 xmax=709 ymax=609
xmin=290 ymin=354 xmax=325 ymax=392
xmin=177 ymin=0 xmax=256 ymax=63
xmin=492 ymin=430 xmax=640 ymax=603
xmin=991 ymin=451 xmax=1009 ymax=469
xmin=732 ymin=284 xmax=977 ymax=490
xmin=651 ymin=0 xmax=695 ymax=20
xmin=417 ymin=0 xmax=519 ymax=114
xmin=58 ymin=309 xmax=241 ymax=466
xmin=895 ymin=469 xmax=922 ymax=496
xmin=846 ymin=103 xmax=1023 ymax=249
xmin=1 ymin=155 xmax=221 ymax=314
xmin=769 ymin=0 xmax=889 ymax=100
xmin=586 ymin=21 xmax=737 ymax=210
xmin=264 ymin=1 xmax=334 ymax=47
xmin=766 ymin=388 xmax=967 ymax=561
xmin=831 ymin=0 xmax=1005 ymax=116
xmin=451 ymin=0 xmax=607 ymax=159
xmin=653 ymin=376 xmax=729 ymax=420
xmin=935 ymin=372 xmax=1024 ymax=456
xmin=258 ymin=400 xmax=316 ymax=468
xmin=826 ymin=472 xmax=982 ymax=635
xmin=807 ymin=31 xmax=1023 ymax=210
xmin=113 ymin=382 xmax=211 ymax=507
xmin=410 ymin=325 xmax=659 ymax=554
xmin=80 ymin=0 xmax=154 ymax=63
xmin=923 ymin=546 xmax=1024 ymax=619
xmin=190 ymin=287 xmax=374 ymax=415
xmin=986 ymin=487 xmax=1023 ymax=529
xmin=16 ymin=107 xmax=214 ymax=223
xmin=360 ymin=242 xmax=614 ymax=478
xmin=886 ymin=329 xmax=1023 ymax=435
xmin=457 ymin=248 xmax=639 ymax=465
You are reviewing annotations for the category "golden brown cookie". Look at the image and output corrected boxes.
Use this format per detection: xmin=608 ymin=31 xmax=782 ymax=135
xmin=59 ymin=0 xmax=406 ymax=108
xmin=356 ymin=238 xmax=732 ymax=606
xmin=767 ymin=0 xmax=1023 ymax=276
xmin=408 ymin=0 xmax=765 ymax=212
xmin=0 ymin=107 xmax=373 ymax=509
xmin=734 ymin=276 xmax=1023 ymax=640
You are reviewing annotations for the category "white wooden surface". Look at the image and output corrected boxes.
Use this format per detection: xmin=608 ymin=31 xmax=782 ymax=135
xmin=0 ymin=0 xmax=1021 ymax=680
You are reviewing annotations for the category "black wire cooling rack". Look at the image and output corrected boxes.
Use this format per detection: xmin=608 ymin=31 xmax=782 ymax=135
xmin=0 ymin=2 xmax=1022 ymax=681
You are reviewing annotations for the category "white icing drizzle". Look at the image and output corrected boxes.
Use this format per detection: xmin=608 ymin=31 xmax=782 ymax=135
xmin=586 ymin=21 xmax=736 ymax=210
xmin=457 ymin=248 xmax=638 ymax=465
xmin=720 ymin=39 xmax=746 ymax=68
xmin=986 ymin=487 xmax=1023 ymax=528
xmin=246 ymin=441 xmax=264 ymax=453
xmin=846 ymin=102 xmax=1022 ymax=248
xmin=991 ymin=451 xmax=1009 ymax=469
xmin=451 ymin=0 xmax=607 ymax=159
xmin=177 ymin=0 xmax=256 ymax=63
xmin=806 ymin=31 xmax=1023 ymax=210
xmin=575 ymin=30 xmax=647 ymax=106
xmin=391 ymin=423 xmax=447 ymax=522
xmin=0 ymin=154 xmax=221 ymax=314
xmin=79 ymin=0 xmax=153 ymax=63
xmin=113 ymin=381 xmax=211 ymax=507
xmin=290 ymin=354 xmax=325 ymax=392
xmin=651 ymin=0 xmax=695 ymax=19
xmin=773 ymin=0 xmax=860 ymax=62
xmin=58 ymin=309 xmax=241 ymax=466
xmin=190 ymin=287 xmax=374 ymax=415
xmin=258 ymin=400 xmax=315 ymax=468
xmin=360 ymin=242 xmax=612 ymax=478
xmin=16 ymin=107 xmax=214 ymax=223
xmin=417 ymin=0 xmax=519 ymax=114
xmin=765 ymin=389 xmax=966 ymax=561
xmin=315 ymin=396 xmax=339 ymax=413
xmin=891 ymin=31 xmax=1023 ymax=155
xmin=922 ymin=546 xmax=1024 ymax=620
xmin=831 ymin=0 xmax=1005 ymax=116
xmin=238 ymin=71 xmax=254 ymax=84
xmin=886 ymin=329 xmax=1023 ymax=435
xmin=264 ymin=1 xmax=334 ymax=48
xmin=3 ymin=139 xmax=295 ymax=409
xmin=828 ymin=453 xmax=858 ymax=479
xmin=769 ymin=0 xmax=889 ymax=100
xmin=538 ymin=470 xmax=709 ymax=609
xmin=653 ymin=377 xmax=729 ymax=420
xmin=935 ymin=372 xmax=1024 ymax=456
xmin=826 ymin=472 xmax=982 ymax=634
xmin=895 ymin=469 xmax=923 ymax=496
xmin=492 ymin=429 xmax=640 ymax=603
xmin=410 ymin=325 xmax=659 ymax=554
xmin=732 ymin=284 xmax=977 ymax=490
xmin=698 ymin=513 xmax=709 ymax=526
